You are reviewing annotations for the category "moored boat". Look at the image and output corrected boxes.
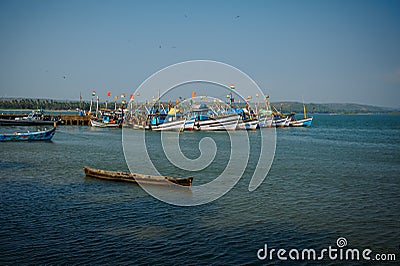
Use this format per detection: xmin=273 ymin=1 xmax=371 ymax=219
xmin=0 ymin=124 xmax=57 ymax=142
xmin=194 ymin=114 xmax=240 ymax=131
xmin=90 ymin=109 xmax=123 ymax=128
xmin=290 ymin=117 xmax=313 ymax=127
xmin=192 ymin=104 xmax=239 ymax=131
xmin=272 ymin=116 xmax=289 ymax=127
xmin=258 ymin=115 xmax=273 ymax=128
xmin=83 ymin=166 xmax=193 ymax=186
xmin=237 ymin=118 xmax=259 ymax=130
xmin=148 ymin=117 xmax=186 ymax=131
xmin=90 ymin=118 xmax=122 ymax=128
xmin=184 ymin=117 xmax=195 ymax=131
xmin=146 ymin=107 xmax=187 ymax=131
xmin=289 ymin=103 xmax=313 ymax=127
xmin=234 ymin=107 xmax=258 ymax=130
xmin=0 ymin=110 xmax=61 ymax=126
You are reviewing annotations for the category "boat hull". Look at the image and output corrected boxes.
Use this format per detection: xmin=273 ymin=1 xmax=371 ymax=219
xmin=83 ymin=166 xmax=193 ymax=186
xmin=195 ymin=114 xmax=240 ymax=131
xmin=148 ymin=119 xmax=186 ymax=131
xmin=290 ymin=117 xmax=313 ymax=127
xmin=0 ymin=126 xmax=56 ymax=141
xmin=237 ymin=118 xmax=259 ymax=130
xmin=90 ymin=119 xmax=121 ymax=128
xmin=258 ymin=116 xmax=273 ymax=128
xmin=184 ymin=117 xmax=195 ymax=131
xmin=272 ymin=117 xmax=289 ymax=127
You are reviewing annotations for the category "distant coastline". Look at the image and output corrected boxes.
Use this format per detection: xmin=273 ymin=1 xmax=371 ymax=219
xmin=271 ymin=101 xmax=397 ymax=114
xmin=0 ymin=97 xmax=397 ymax=114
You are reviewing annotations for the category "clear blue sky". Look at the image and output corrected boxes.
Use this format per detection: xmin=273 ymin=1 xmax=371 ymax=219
xmin=0 ymin=0 xmax=399 ymax=108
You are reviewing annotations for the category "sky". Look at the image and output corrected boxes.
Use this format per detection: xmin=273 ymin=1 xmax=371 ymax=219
xmin=0 ymin=0 xmax=399 ymax=108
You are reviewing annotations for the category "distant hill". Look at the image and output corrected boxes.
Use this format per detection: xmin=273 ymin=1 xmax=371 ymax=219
xmin=271 ymin=102 xmax=395 ymax=114
xmin=0 ymin=97 xmax=396 ymax=114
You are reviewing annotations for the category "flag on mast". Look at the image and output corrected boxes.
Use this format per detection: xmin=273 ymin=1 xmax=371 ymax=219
xmin=230 ymin=84 xmax=235 ymax=90
xmin=92 ymin=90 xmax=96 ymax=97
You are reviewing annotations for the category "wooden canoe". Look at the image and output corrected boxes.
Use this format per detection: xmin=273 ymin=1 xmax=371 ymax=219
xmin=83 ymin=166 xmax=193 ymax=187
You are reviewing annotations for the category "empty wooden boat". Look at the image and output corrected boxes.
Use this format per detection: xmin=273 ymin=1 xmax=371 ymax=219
xmin=83 ymin=166 xmax=193 ymax=187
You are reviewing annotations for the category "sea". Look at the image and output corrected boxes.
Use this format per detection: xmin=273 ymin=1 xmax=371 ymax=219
xmin=0 ymin=114 xmax=399 ymax=265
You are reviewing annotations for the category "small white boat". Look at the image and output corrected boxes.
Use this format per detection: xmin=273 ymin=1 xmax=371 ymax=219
xmin=90 ymin=109 xmax=123 ymax=128
xmin=90 ymin=118 xmax=121 ymax=128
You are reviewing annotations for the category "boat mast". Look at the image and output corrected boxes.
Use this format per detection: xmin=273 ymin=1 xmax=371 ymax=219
xmin=89 ymin=97 xmax=93 ymax=115
xmin=229 ymin=84 xmax=235 ymax=108
xmin=96 ymin=96 xmax=99 ymax=118
xmin=158 ymin=89 xmax=161 ymax=111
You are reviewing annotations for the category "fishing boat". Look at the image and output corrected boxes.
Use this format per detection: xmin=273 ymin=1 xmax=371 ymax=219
xmin=271 ymin=105 xmax=290 ymax=127
xmin=83 ymin=166 xmax=193 ymax=186
xmin=237 ymin=118 xmax=259 ymax=130
xmin=0 ymin=110 xmax=61 ymax=126
xmin=146 ymin=107 xmax=186 ymax=131
xmin=0 ymin=124 xmax=56 ymax=142
xmin=289 ymin=103 xmax=313 ymax=127
xmin=147 ymin=116 xmax=186 ymax=131
xmin=90 ymin=109 xmax=123 ymax=128
xmin=194 ymin=114 xmax=240 ymax=131
xmin=258 ymin=115 xmax=273 ymax=128
xmin=90 ymin=118 xmax=121 ymax=128
xmin=272 ymin=116 xmax=290 ymax=127
xmin=234 ymin=107 xmax=258 ymax=130
xmin=290 ymin=117 xmax=313 ymax=127
xmin=192 ymin=104 xmax=240 ymax=131
xmin=184 ymin=117 xmax=195 ymax=131
xmin=257 ymin=108 xmax=273 ymax=128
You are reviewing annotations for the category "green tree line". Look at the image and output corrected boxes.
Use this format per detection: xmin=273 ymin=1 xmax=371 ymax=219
xmin=0 ymin=98 xmax=90 ymax=110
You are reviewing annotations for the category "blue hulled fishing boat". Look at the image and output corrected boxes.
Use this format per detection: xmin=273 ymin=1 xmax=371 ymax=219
xmin=0 ymin=123 xmax=56 ymax=142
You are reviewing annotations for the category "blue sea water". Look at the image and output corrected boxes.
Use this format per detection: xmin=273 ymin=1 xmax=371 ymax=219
xmin=0 ymin=114 xmax=399 ymax=264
